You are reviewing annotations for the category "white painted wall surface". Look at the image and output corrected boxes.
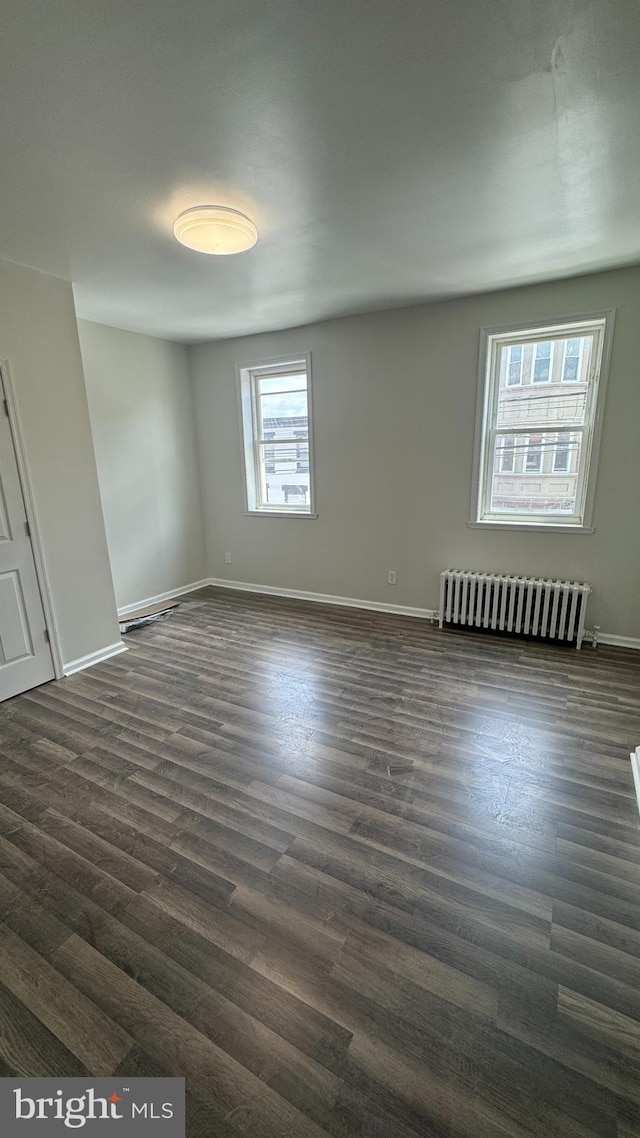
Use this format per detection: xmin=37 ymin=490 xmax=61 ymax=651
xmin=79 ymin=320 xmax=205 ymax=611
xmin=0 ymin=260 xmax=120 ymax=666
xmin=190 ymin=266 xmax=640 ymax=639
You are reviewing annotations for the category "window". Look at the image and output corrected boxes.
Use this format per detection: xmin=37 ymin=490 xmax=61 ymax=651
xmin=562 ymin=338 xmax=582 ymax=383
xmin=472 ymin=314 xmax=613 ymax=529
xmin=532 ymin=340 xmax=553 ymax=383
xmin=506 ymin=345 xmax=523 ymax=386
xmin=524 ymin=434 xmax=543 ymax=473
xmin=553 ymin=432 xmax=572 ymax=472
xmin=238 ymin=355 xmax=316 ymax=516
xmin=496 ymin=434 xmax=516 ymax=472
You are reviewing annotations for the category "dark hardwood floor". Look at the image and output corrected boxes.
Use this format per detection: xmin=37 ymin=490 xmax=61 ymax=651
xmin=1 ymin=586 xmax=640 ymax=1136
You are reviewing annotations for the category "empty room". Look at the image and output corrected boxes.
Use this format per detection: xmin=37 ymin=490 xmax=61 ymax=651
xmin=0 ymin=1 xmax=640 ymax=1135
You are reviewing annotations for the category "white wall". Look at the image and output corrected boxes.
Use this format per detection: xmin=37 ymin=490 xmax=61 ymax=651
xmin=191 ymin=266 xmax=640 ymax=639
xmin=0 ymin=260 xmax=120 ymax=666
xmin=78 ymin=320 xmax=205 ymax=611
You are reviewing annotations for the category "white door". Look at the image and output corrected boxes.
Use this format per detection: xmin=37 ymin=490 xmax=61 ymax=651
xmin=0 ymin=379 xmax=55 ymax=701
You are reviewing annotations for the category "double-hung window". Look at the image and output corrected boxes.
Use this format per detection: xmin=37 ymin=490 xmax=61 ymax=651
xmin=238 ymin=354 xmax=316 ymax=516
xmin=472 ymin=314 xmax=613 ymax=530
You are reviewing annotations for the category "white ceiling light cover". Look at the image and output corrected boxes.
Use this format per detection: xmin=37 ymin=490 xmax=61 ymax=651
xmin=174 ymin=205 xmax=258 ymax=255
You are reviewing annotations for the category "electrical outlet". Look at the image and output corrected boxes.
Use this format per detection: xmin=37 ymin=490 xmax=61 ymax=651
xmin=224 ymin=552 xmax=232 ymax=565
xmin=387 ymin=569 xmax=397 ymax=585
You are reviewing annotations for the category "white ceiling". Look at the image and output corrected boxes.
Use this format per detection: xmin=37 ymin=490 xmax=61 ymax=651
xmin=1 ymin=0 xmax=639 ymax=342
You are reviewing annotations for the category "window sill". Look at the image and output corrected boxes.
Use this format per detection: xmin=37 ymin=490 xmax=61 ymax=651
xmin=245 ymin=510 xmax=318 ymax=519
xmin=467 ymin=520 xmax=594 ymax=534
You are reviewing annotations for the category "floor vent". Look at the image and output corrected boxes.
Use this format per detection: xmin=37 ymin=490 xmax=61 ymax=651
xmin=439 ymin=570 xmax=591 ymax=649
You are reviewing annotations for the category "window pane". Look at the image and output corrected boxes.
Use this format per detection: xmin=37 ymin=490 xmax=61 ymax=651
xmin=562 ymin=339 xmax=582 ymax=383
xmin=506 ymin=345 xmax=522 ymax=386
xmin=257 ymin=373 xmax=307 ymax=395
xmin=259 ymin=390 xmax=308 ymax=431
xmin=562 ymin=356 xmax=579 ymax=382
xmin=497 ymin=335 xmax=593 ymax=430
xmin=495 ymin=434 xmax=516 ymax=472
xmin=553 ymin=431 xmax=579 ymax=473
xmin=525 ymin=434 xmax=542 ymax=472
xmin=489 ymin=431 xmax=583 ymax=516
xmin=258 ymin=443 xmax=310 ymax=508
xmin=532 ymin=341 xmax=552 ymax=382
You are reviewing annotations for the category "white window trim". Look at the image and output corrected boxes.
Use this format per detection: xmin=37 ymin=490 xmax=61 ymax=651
xmin=469 ymin=310 xmax=615 ymax=533
xmin=237 ymin=352 xmax=317 ymax=518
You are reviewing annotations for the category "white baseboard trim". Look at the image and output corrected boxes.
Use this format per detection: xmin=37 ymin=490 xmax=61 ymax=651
xmin=63 ymin=640 xmax=128 ymax=677
xmin=117 ymin=579 xmax=212 ymax=618
xmin=630 ymin=748 xmax=640 ymax=815
xmin=207 ymin=577 xmax=437 ymax=621
xmin=597 ymin=633 xmax=640 ymax=651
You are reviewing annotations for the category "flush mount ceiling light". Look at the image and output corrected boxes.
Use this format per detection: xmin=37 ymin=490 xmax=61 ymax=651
xmin=173 ymin=205 xmax=258 ymax=255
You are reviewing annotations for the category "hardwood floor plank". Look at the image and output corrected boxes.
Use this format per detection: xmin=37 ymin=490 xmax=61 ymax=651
xmin=557 ymin=988 xmax=640 ymax=1078
xmin=51 ymin=934 xmax=334 ymax=1137
xmin=550 ymin=924 xmax=640 ymax=990
xmin=136 ymin=878 xmax=265 ymax=964
xmin=552 ymin=900 xmax=640 ymax=960
xmin=119 ymin=892 xmax=353 ymax=1072
xmin=0 ymin=924 xmax=132 ymax=1073
xmin=0 ymin=981 xmax=91 ymax=1077
xmin=0 ymin=868 xmax=72 ymax=955
xmin=339 ymin=922 xmax=499 ymax=1018
xmin=71 ymin=910 xmax=343 ymax=1128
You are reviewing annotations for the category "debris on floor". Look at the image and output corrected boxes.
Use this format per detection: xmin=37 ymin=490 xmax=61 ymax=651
xmin=119 ymin=606 xmax=177 ymax=634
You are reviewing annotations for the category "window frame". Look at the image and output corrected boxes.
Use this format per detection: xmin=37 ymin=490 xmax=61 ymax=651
xmin=470 ymin=311 xmax=615 ymax=533
xmin=237 ymin=352 xmax=317 ymax=518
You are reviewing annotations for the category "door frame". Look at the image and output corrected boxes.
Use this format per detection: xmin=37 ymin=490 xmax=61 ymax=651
xmin=0 ymin=359 xmax=63 ymax=679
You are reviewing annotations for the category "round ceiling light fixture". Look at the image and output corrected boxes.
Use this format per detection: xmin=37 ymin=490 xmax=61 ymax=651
xmin=173 ymin=205 xmax=258 ymax=255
